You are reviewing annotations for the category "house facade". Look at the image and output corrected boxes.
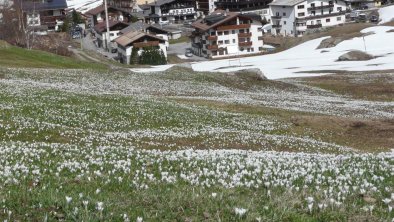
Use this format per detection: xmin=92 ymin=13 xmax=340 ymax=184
xmin=191 ymin=10 xmax=264 ymax=59
xmin=269 ymin=0 xmax=346 ymax=36
xmin=22 ymin=0 xmax=67 ymax=33
xmin=147 ymin=0 xmax=197 ymax=24
xmin=115 ymin=31 xmax=167 ymax=64
xmin=196 ymin=0 xmax=217 ymax=14
xmin=93 ymin=21 xmax=129 ymax=49
xmin=215 ymin=0 xmax=273 ymax=21
xmin=85 ymin=5 xmax=134 ymax=28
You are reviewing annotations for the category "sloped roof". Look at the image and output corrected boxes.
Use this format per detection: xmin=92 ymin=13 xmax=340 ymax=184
xmin=120 ymin=21 xmax=149 ymax=34
xmin=115 ymin=30 xmax=165 ymax=47
xmin=94 ymin=21 xmax=129 ymax=33
xmin=85 ymin=5 xmax=104 ymax=15
xmin=269 ymin=0 xmax=305 ymax=6
xmin=192 ymin=10 xmax=261 ymax=31
xmin=85 ymin=4 xmax=132 ymax=16
xmin=149 ymin=0 xmax=176 ymax=6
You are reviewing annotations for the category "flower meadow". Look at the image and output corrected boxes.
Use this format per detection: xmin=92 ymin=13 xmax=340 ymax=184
xmin=0 ymin=67 xmax=393 ymax=221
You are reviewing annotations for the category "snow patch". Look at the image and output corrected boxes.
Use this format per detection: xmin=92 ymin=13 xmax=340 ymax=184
xmin=378 ymin=5 xmax=394 ymax=24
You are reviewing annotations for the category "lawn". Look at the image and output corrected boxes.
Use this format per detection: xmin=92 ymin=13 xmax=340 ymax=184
xmin=0 ymin=66 xmax=393 ymax=221
xmin=0 ymin=41 xmax=107 ymax=69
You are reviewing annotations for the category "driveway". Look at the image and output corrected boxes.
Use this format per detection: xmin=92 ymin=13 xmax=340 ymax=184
xmin=168 ymin=42 xmax=207 ymax=61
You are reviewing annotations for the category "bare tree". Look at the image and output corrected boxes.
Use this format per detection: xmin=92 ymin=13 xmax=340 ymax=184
xmin=0 ymin=0 xmax=36 ymax=48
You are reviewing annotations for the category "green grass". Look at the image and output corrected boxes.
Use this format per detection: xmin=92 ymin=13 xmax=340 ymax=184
xmin=0 ymin=67 xmax=393 ymax=221
xmin=0 ymin=42 xmax=107 ymax=69
xmin=169 ymin=36 xmax=190 ymax=45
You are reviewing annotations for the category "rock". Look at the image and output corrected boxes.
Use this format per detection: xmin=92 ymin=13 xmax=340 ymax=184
xmin=317 ymin=37 xmax=344 ymax=49
xmin=363 ymin=196 xmax=376 ymax=203
xmin=338 ymin=50 xmax=374 ymax=61
xmin=233 ymin=68 xmax=267 ymax=80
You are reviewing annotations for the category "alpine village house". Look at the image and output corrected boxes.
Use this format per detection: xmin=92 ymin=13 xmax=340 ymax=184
xmin=191 ymin=10 xmax=264 ymax=58
xmin=269 ymin=0 xmax=346 ymax=36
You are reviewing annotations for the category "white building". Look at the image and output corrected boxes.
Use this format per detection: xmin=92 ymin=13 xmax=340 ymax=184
xmin=191 ymin=10 xmax=264 ymax=59
xmin=269 ymin=0 xmax=346 ymax=36
xmin=147 ymin=0 xmax=197 ymax=24
xmin=93 ymin=21 xmax=129 ymax=49
xmin=115 ymin=31 xmax=167 ymax=64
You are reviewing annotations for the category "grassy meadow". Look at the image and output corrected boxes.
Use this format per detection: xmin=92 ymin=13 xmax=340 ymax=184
xmin=0 ymin=47 xmax=393 ymax=221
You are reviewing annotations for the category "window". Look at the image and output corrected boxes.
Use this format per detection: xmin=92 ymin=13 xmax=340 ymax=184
xmin=311 ymin=3 xmax=315 ymax=7
xmin=284 ymin=21 xmax=287 ymax=25
xmin=247 ymin=48 xmax=251 ymax=52
xmin=337 ymin=7 xmax=342 ymax=11
xmin=224 ymin=31 xmax=229 ymax=35
xmin=211 ymin=32 xmax=215 ymax=35
xmin=317 ymin=20 xmax=321 ymax=24
xmin=218 ymin=40 xmax=223 ymax=45
xmin=283 ymin=12 xmax=286 ymax=16
xmin=219 ymin=50 xmax=224 ymax=55
xmin=110 ymin=33 xmax=114 ymax=36
xmin=297 ymin=5 xmax=304 ymax=9
xmin=212 ymin=51 xmax=217 ymax=56
xmin=298 ymin=12 xmax=305 ymax=17
xmin=218 ymin=31 xmax=223 ymax=35
xmin=225 ymin=40 xmax=230 ymax=44
xmin=232 ymin=39 xmax=236 ymax=43
xmin=326 ymin=18 xmax=330 ymax=22
xmin=337 ymin=16 xmax=341 ymax=21
xmin=251 ymin=48 xmax=254 ymax=52
xmin=240 ymin=47 xmax=244 ymax=51
xmin=232 ymin=30 xmax=235 ymax=34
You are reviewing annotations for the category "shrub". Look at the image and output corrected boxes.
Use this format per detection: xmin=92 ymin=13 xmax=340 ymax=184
xmin=139 ymin=46 xmax=167 ymax=65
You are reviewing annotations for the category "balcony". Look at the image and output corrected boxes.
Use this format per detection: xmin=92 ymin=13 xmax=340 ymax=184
xmin=296 ymin=11 xmax=345 ymax=21
xmin=272 ymin=24 xmax=282 ymax=28
xmin=207 ymin=35 xmax=218 ymax=40
xmin=207 ymin=44 xmax=218 ymax=50
xmin=133 ymin=41 xmax=160 ymax=48
xmin=238 ymin=32 xmax=252 ymax=38
xmin=271 ymin=15 xmax=282 ymax=19
xmin=40 ymin=15 xmax=65 ymax=26
xmin=238 ymin=41 xmax=252 ymax=47
xmin=217 ymin=23 xmax=251 ymax=31
xmin=307 ymin=4 xmax=334 ymax=10
xmin=306 ymin=24 xmax=322 ymax=29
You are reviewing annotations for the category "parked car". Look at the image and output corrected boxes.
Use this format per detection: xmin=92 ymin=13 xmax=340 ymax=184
xmin=185 ymin=48 xmax=193 ymax=57
xmin=360 ymin=5 xmax=368 ymax=10
xmin=370 ymin=15 xmax=379 ymax=23
xmin=158 ymin=20 xmax=169 ymax=25
xmin=356 ymin=13 xmax=367 ymax=22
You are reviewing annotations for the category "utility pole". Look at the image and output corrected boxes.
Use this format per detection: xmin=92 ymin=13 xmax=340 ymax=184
xmin=104 ymin=0 xmax=110 ymax=52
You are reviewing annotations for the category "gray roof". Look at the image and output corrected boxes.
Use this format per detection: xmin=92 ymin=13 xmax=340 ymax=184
xmin=269 ymin=0 xmax=305 ymax=6
xmin=120 ymin=21 xmax=149 ymax=34
xmin=149 ymin=0 xmax=176 ymax=6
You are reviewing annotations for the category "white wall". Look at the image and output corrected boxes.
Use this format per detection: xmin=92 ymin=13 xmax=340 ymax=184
xmin=202 ymin=20 xmax=264 ymax=59
xmin=270 ymin=5 xmax=296 ymax=36
xmin=26 ymin=12 xmax=41 ymax=26
xmin=270 ymin=0 xmax=346 ymax=36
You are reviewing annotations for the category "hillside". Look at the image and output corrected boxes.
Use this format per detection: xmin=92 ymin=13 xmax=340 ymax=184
xmin=0 ymin=64 xmax=393 ymax=221
xmin=0 ymin=40 xmax=106 ymax=69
